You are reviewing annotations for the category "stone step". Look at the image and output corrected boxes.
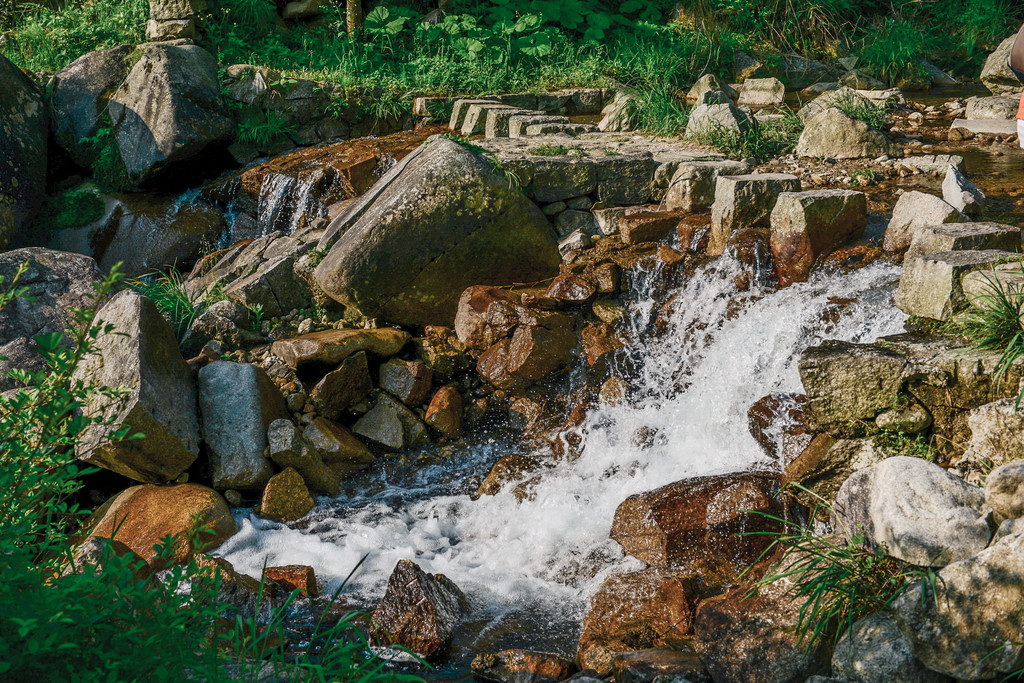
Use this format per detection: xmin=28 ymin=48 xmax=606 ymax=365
xmin=963 ymin=262 xmax=1024 ymax=305
xmin=509 ymin=114 xmax=570 ymax=138
xmin=449 ymin=98 xmax=498 ymax=131
xmin=523 ymin=122 xmax=599 ymax=137
xmin=896 ymin=249 xmax=1024 ymax=321
xmin=485 ymin=108 xmax=546 ymax=138
xmin=907 ymin=222 xmax=1022 ymax=260
xmin=950 ymin=119 xmax=1017 ymax=135
xmin=461 ymin=103 xmax=522 ymax=136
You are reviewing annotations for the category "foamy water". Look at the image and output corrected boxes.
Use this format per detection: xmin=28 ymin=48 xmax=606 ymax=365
xmin=217 ymin=256 xmax=906 ymax=653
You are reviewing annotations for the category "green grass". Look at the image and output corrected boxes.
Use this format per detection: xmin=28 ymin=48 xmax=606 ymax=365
xmin=35 ymin=187 xmax=105 ymax=231
xmin=128 ymin=268 xmax=224 ymax=341
xmin=628 ymin=82 xmax=690 ymax=137
xmin=528 ymin=143 xmax=585 ymax=157
xmin=830 ymin=91 xmax=893 ymax=130
xmin=872 ymin=429 xmax=939 ymax=462
xmin=237 ymin=109 xmax=296 ymax=148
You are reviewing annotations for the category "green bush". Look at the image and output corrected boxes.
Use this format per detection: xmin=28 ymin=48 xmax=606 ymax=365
xmin=35 ymin=187 xmax=106 ymax=232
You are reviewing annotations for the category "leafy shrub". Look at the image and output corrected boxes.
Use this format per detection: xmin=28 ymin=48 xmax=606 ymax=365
xmin=35 ymin=187 xmax=106 ymax=232
xmin=237 ymin=109 xmax=297 ymax=148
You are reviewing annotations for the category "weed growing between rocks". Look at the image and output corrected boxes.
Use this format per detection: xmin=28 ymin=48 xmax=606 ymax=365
xmin=746 ymin=484 xmax=931 ymax=649
xmin=871 ymin=429 xmax=939 ymax=462
xmin=35 ymin=187 xmax=106 ymax=233
xmin=237 ymin=109 xmax=298 ymax=148
xmin=129 ymin=267 xmax=226 ymax=341
xmin=528 ymin=143 xmax=585 ymax=157
xmin=627 ymin=82 xmax=690 ymax=137
xmin=830 ymin=91 xmax=894 ymax=131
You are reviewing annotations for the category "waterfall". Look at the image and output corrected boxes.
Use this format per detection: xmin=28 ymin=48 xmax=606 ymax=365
xmin=216 ymin=256 xmax=907 ymax=656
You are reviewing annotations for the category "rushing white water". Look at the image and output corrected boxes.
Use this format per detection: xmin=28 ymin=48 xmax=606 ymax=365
xmin=217 ymin=256 xmax=907 ymax=653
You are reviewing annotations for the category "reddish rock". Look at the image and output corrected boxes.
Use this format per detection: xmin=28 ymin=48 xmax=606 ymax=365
xmin=380 ymin=358 xmax=433 ymax=406
xmin=577 ymin=569 xmax=699 ymax=673
xmin=425 ymin=385 xmax=464 ymax=438
xmin=747 ymin=393 xmax=812 ymax=466
xmin=609 ymin=474 xmax=783 ymax=582
xmin=302 ymin=417 xmax=375 ymax=475
xmin=370 ymin=559 xmax=465 ymax=658
xmin=656 ymin=245 xmax=686 ymax=267
xmin=581 ymin=322 xmax=624 ymax=369
xmin=506 ymin=314 xmax=577 ymax=381
xmin=454 ymin=285 xmax=521 ymax=350
xmin=62 ymin=538 xmax=154 ymax=582
xmin=611 ymin=646 xmax=711 ymax=683
xmin=311 ymin=350 xmax=372 ymax=419
xmin=472 ymin=649 xmax=578 ymax=683
xmin=265 ymin=564 xmax=318 ymax=598
xmin=475 ymin=453 xmax=544 ymax=499
xmin=620 ymin=211 xmax=685 ymax=245
xmin=727 ymin=228 xmax=772 ymax=270
xmin=84 ymin=484 xmax=237 ymax=569
xmin=271 ymin=328 xmax=410 ymax=368
xmin=769 ymin=189 xmax=867 ymax=286
xmin=591 ymin=262 xmax=621 ymax=294
xmin=545 ymin=273 xmax=597 ymax=304
xmin=477 ymin=338 xmax=529 ymax=393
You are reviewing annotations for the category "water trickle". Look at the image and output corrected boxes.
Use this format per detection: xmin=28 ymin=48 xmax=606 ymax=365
xmin=217 ymin=256 xmax=907 ymax=656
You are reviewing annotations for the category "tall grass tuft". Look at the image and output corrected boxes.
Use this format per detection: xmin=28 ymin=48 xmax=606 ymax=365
xmin=128 ymin=268 xmax=201 ymax=341
xmin=629 ymin=82 xmax=691 ymax=137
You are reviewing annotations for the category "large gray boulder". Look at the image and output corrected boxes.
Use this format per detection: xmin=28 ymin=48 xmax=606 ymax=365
xmin=981 ymin=34 xmax=1024 ymax=96
xmin=75 ymin=290 xmax=200 ymax=483
xmin=833 ymin=456 xmax=992 ymax=567
xmin=985 ymin=459 xmax=1024 ymax=522
xmin=0 ymin=248 xmax=103 ymax=389
xmin=795 ymin=108 xmax=902 ymax=160
xmin=684 ymin=102 xmax=756 ymax=139
xmin=0 ymin=52 xmax=47 ymax=244
xmin=965 ymin=95 xmax=1018 ymax=120
xmin=708 ymin=173 xmax=801 ymax=256
xmin=663 ymin=160 xmax=751 ymax=212
xmin=906 ymin=222 xmax=1020 ymax=260
xmin=198 ymin=361 xmax=290 ymax=490
xmin=883 ymin=191 xmax=967 ymax=252
xmin=51 ymin=45 xmax=133 ymax=168
xmin=832 ymin=612 xmax=950 ymax=683
xmin=963 ymin=398 xmax=1024 ymax=471
xmin=736 ymin=77 xmax=785 ymax=107
xmin=941 ymin=165 xmax=985 ymax=218
xmin=314 ymin=137 xmax=559 ymax=327
xmin=108 ymin=43 xmax=234 ymax=185
xmin=895 ymin=250 xmax=1024 ymax=321
xmin=893 ymin=531 xmax=1024 ymax=680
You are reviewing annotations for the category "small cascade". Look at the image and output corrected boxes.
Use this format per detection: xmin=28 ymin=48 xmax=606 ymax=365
xmin=217 ymin=257 xmax=908 ymax=656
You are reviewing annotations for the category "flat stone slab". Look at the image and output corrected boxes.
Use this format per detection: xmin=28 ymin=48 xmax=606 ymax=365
xmin=900 ymin=154 xmax=965 ymax=175
xmin=462 ymin=103 xmax=519 ymax=136
xmin=907 ymin=222 xmax=1021 ymax=260
xmin=524 ymin=122 xmax=599 ymax=136
xmin=896 ymin=249 xmax=1024 ymax=321
xmin=449 ymin=97 xmax=498 ymax=130
xmin=484 ymin=107 xmax=543 ymax=138
xmin=951 ymin=119 xmax=1017 ymax=135
xmin=509 ymin=114 xmax=570 ymax=138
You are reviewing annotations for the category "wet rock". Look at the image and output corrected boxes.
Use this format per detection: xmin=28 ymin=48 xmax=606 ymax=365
xmin=476 ymin=453 xmax=543 ymax=499
xmin=264 ymin=564 xmax=318 ymax=598
xmin=267 ymin=419 xmax=339 ymax=495
xmin=684 ymin=102 xmax=756 ymax=139
xmin=609 ymin=473 xmax=782 ymax=581
xmin=798 ymin=340 xmax=909 ymax=429
xmin=883 ymin=191 xmax=967 ymax=253
xmin=314 ymin=138 xmax=559 ymax=326
xmin=108 ymin=43 xmax=233 ymax=184
xmin=795 ymin=108 xmax=902 ymax=160
xmin=555 ymin=210 xmax=599 ymax=239
xmin=0 ymin=52 xmax=47 ymax=242
xmin=310 ymin=350 xmax=372 ymax=419
xmin=51 ymin=45 xmax=133 ymax=167
xmin=832 ymin=611 xmax=947 ymax=683
xmin=983 ymin=459 xmax=1024 ymax=522
xmin=737 ymin=77 xmax=785 ymax=107
xmin=193 ymin=555 xmax=279 ymax=621
xmin=834 ymin=456 xmax=992 ymax=566
xmin=941 ymin=165 xmax=985 ymax=219
xmin=416 ymin=326 xmax=470 ymax=380
xmin=963 ymin=398 xmax=1024 ymax=470
xmin=591 ymin=263 xmax=621 ymax=295
xmin=905 ymin=221 xmax=1021 ymax=260
xmin=611 ymin=647 xmax=710 ymax=683
xmin=198 ymin=361 xmax=290 ymax=490
xmin=75 ymin=291 xmax=200 ymax=483
xmin=351 ymin=392 xmax=429 ymax=450
xmin=620 ymin=210 xmax=685 ymax=245
xmin=0 ymin=248 xmax=102 ymax=388
xmin=425 ymin=386 xmax=463 ymax=438
xmin=578 ymin=569 xmax=699 ymax=672
xmin=893 ymin=530 xmax=1024 ymax=680
xmin=785 ymin=436 xmax=886 ymax=506
xmin=769 ymin=189 xmax=866 ymax=285
xmin=380 ymin=358 xmax=433 ymax=406
xmin=581 ymin=322 xmax=624 ymax=371
xmin=224 ymin=254 xmax=312 ymax=318
xmin=895 ymin=250 xmax=1024 ymax=321
xmin=477 ymin=338 xmax=528 ymax=393
xmin=505 ymin=314 xmax=577 ymax=381
xmin=259 ymin=467 xmax=314 ymax=523
xmin=302 ymin=416 xmax=374 ymax=476
xmin=546 ymin=274 xmax=597 ymax=304
xmin=471 ymin=650 xmax=577 ymax=683
xmin=747 ymin=393 xmax=811 ymax=464
xmin=664 ymin=160 xmax=750 ymax=212
xmin=272 ymin=328 xmax=410 ymax=369
xmin=709 ymin=174 xmax=801 ymax=257
xmin=84 ymin=483 xmax=236 ymax=568
xmin=371 ymin=559 xmax=465 ymax=658
xmin=981 ymin=34 xmax=1023 ymax=95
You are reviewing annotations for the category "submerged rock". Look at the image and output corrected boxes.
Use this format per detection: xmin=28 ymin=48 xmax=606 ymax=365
xmin=314 ymin=137 xmax=559 ymax=326
xmin=471 ymin=649 xmax=577 ymax=683
xmin=371 ymin=559 xmax=465 ymax=658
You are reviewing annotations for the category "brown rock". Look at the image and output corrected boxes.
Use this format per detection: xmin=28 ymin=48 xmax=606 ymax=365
xmin=84 ymin=484 xmax=236 ymax=569
xmin=656 ymin=245 xmax=686 ymax=267
xmin=302 ymin=417 xmax=375 ymax=476
xmin=581 ymin=322 xmax=624 ymax=370
xmin=454 ymin=285 xmax=521 ymax=350
xmin=370 ymin=559 xmax=465 ymax=658
xmin=611 ymin=646 xmax=711 ymax=683
xmin=769 ymin=189 xmax=867 ymax=286
xmin=259 ymin=467 xmax=314 ymax=523
xmin=380 ymin=358 xmax=433 ymax=406
xmin=545 ymin=274 xmax=597 ymax=304
xmin=471 ymin=649 xmax=578 ymax=683
xmin=578 ymin=569 xmax=699 ymax=673
xmin=609 ymin=474 xmax=783 ymax=582
xmin=267 ymin=419 xmax=340 ymax=495
xmin=311 ymin=350 xmax=372 ymax=419
xmin=620 ymin=211 xmax=685 ymax=245
xmin=591 ymin=262 xmax=621 ymax=294
xmin=271 ymin=328 xmax=410 ymax=368
xmin=506 ymin=315 xmax=577 ymax=381
xmin=425 ymin=386 xmax=464 ymax=438
xmin=265 ymin=564 xmax=318 ymax=598
xmin=747 ymin=393 xmax=811 ymax=466
xmin=475 ymin=453 xmax=544 ymax=499
xmin=62 ymin=537 xmax=154 ymax=582
xmin=477 ymin=338 xmax=529 ymax=393
xmin=415 ymin=326 xmax=471 ymax=380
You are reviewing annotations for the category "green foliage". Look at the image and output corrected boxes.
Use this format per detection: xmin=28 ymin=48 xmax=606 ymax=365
xmin=437 ymin=131 xmax=486 ymax=154
xmin=35 ymin=187 xmax=105 ymax=231
xmin=847 ymin=169 xmax=878 ymax=186
xmin=830 ymin=91 xmax=891 ymax=130
xmin=528 ymin=143 xmax=584 ymax=156
xmin=857 ymin=17 xmax=932 ymax=85
xmin=222 ymin=0 xmax=278 ymax=34
xmin=945 ymin=266 xmax=1024 ymax=408
xmin=83 ymin=120 xmax=133 ymax=193
xmin=237 ymin=109 xmax=296 ymax=148
xmin=872 ymin=429 xmax=939 ymax=462
xmin=748 ymin=484 xmax=930 ymax=649
xmin=128 ymin=268 xmax=200 ymax=341
xmin=628 ymin=83 xmax=691 ymax=137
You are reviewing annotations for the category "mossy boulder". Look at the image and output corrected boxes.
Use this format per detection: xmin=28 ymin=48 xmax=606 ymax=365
xmin=0 ymin=52 xmax=47 ymax=244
